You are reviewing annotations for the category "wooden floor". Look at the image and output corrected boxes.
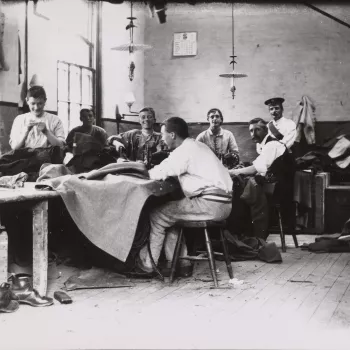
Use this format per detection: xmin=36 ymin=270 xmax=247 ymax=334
xmin=2 ymin=234 xmax=350 ymax=350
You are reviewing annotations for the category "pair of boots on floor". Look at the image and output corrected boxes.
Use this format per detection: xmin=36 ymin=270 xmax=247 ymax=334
xmin=0 ymin=274 xmax=53 ymax=313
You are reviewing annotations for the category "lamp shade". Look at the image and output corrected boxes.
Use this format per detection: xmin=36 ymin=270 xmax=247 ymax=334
xmin=29 ymin=74 xmax=44 ymax=87
xmin=125 ymin=92 xmax=136 ymax=106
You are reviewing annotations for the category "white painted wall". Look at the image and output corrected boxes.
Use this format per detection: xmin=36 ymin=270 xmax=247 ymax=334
xmin=101 ymin=1 xmax=146 ymax=121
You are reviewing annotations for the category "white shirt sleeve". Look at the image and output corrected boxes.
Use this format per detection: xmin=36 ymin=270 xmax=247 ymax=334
xmin=281 ymin=119 xmax=297 ymax=149
xmin=52 ymin=118 xmax=66 ymax=141
xmin=149 ymin=145 xmax=189 ymax=181
xmin=228 ymin=132 xmax=239 ymax=153
xmin=253 ymin=141 xmax=286 ymax=175
xmin=9 ymin=116 xmax=25 ymax=150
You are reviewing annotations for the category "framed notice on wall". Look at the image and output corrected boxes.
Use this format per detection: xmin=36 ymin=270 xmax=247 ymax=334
xmin=173 ymin=32 xmax=197 ymax=57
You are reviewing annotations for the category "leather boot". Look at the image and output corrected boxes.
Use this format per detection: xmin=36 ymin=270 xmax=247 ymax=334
xmin=8 ymin=274 xmax=53 ymax=307
xmin=0 ymin=282 xmax=19 ymax=313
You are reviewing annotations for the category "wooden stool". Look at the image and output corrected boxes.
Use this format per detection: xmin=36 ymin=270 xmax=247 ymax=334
xmin=170 ymin=220 xmax=233 ymax=288
xmin=274 ymin=203 xmax=298 ymax=253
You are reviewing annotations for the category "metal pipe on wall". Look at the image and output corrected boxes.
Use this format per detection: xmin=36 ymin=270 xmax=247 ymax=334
xmin=95 ymin=0 xmax=103 ymax=126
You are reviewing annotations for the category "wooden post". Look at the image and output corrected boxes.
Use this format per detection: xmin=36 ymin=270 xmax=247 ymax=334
xmin=32 ymin=201 xmax=48 ymax=296
xmin=0 ymin=229 xmax=8 ymax=283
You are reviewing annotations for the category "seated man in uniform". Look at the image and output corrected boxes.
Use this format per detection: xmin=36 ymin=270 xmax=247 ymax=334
xmin=134 ymin=117 xmax=233 ymax=277
xmin=196 ymin=108 xmax=240 ymax=169
xmin=228 ymin=118 xmax=295 ymax=240
xmin=256 ymin=97 xmax=296 ymax=155
xmin=108 ymin=107 xmax=167 ymax=169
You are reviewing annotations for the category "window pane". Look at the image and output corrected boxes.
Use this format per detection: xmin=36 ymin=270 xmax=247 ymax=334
xmin=70 ymin=103 xmax=82 ymax=130
xmin=58 ymin=102 xmax=69 ymax=137
xmin=69 ymin=65 xmax=81 ymax=104
xmin=57 ymin=62 xmax=69 ymax=102
xmin=82 ymin=69 xmax=93 ymax=105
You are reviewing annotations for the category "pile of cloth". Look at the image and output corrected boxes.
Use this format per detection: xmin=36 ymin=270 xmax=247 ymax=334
xmin=301 ymin=233 xmax=350 ymax=253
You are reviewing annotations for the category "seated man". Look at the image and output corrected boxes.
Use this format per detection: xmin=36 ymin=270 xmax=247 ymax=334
xmin=65 ymin=109 xmax=117 ymax=173
xmin=196 ymin=108 xmax=240 ymax=169
xmin=257 ymin=97 xmax=296 ymax=154
xmin=66 ymin=108 xmax=108 ymax=152
xmin=108 ymin=107 xmax=167 ymax=168
xmin=4 ymin=86 xmax=66 ymax=271
xmin=228 ymin=118 xmax=295 ymax=240
xmin=135 ymin=117 xmax=233 ymax=277
xmin=10 ymin=86 xmax=65 ymax=150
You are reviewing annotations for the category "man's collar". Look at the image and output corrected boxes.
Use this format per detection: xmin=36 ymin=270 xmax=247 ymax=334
xmin=260 ymin=134 xmax=270 ymax=146
xmin=273 ymin=116 xmax=285 ymax=124
xmin=208 ymin=127 xmax=223 ymax=136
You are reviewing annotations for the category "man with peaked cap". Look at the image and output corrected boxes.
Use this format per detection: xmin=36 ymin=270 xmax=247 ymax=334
xmin=256 ymin=97 xmax=296 ymax=154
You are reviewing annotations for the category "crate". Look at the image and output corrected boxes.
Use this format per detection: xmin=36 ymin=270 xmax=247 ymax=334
xmin=325 ymin=186 xmax=350 ymax=233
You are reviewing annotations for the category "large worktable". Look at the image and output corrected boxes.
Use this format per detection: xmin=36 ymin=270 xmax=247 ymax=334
xmin=0 ymin=183 xmax=60 ymax=295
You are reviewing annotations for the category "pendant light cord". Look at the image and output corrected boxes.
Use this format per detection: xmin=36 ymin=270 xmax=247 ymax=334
xmin=130 ymin=1 xmax=134 ymax=45
xmin=232 ymin=0 xmax=234 ymax=70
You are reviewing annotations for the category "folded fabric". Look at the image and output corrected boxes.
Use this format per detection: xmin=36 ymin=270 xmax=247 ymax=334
xmin=328 ymin=135 xmax=350 ymax=159
xmin=213 ymin=230 xmax=282 ymax=263
xmin=63 ymin=267 xmax=134 ymax=291
xmin=0 ymin=172 xmax=28 ymax=189
xmin=80 ymin=161 xmax=149 ymax=180
xmin=37 ymin=163 xmax=72 ymax=182
xmin=308 ymin=239 xmax=350 ymax=253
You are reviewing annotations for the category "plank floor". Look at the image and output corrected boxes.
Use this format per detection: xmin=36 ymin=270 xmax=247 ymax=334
xmin=1 ymin=234 xmax=350 ymax=350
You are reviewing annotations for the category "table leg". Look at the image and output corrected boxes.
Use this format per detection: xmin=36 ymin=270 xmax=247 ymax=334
xmin=32 ymin=200 xmax=48 ymax=296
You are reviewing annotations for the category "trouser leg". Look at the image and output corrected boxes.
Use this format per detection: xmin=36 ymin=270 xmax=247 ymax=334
xmin=241 ymin=178 xmax=269 ymax=240
xmin=163 ymin=226 xmax=190 ymax=267
xmin=139 ymin=197 xmax=231 ymax=271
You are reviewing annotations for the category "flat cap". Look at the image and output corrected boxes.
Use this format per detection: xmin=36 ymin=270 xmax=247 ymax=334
xmin=264 ymin=97 xmax=285 ymax=106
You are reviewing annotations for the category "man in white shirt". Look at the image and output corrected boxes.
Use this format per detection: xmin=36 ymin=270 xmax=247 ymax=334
xmin=137 ymin=117 xmax=233 ymax=277
xmin=229 ymin=118 xmax=295 ymax=239
xmin=256 ymin=97 xmax=296 ymax=154
xmin=5 ymin=86 xmax=65 ymax=271
xmin=10 ymin=86 xmax=65 ymax=150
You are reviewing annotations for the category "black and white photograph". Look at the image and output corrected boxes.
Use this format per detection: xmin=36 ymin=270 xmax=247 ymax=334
xmin=0 ymin=0 xmax=350 ymax=349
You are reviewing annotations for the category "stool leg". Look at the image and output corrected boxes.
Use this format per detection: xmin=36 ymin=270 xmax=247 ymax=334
xmin=277 ymin=206 xmax=286 ymax=253
xmin=169 ymin=229 xmax=183 ymax=283
xmin=220 ymin=229 xmax=233 ymax=279
xmin=292 ymin=232 xmax=299 ymax=248
xmin=204 ymin=228 xmax=218 ymax=288
xmin=147 ymin=239 xmax=164 ymax=281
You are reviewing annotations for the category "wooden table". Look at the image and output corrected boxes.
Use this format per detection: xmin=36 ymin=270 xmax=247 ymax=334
xmin=0 ymin=183 xmax=60 ymax=296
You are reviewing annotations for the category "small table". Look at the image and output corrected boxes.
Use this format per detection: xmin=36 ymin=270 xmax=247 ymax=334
xmin=0 ymin=183 xmax=60 ymax=296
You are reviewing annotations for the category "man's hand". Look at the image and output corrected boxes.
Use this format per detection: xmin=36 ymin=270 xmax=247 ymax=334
xmin=36 ymin=122 xmax=48 ymax=134
xmin=229 ymin=168 xmax=241 ymax=177
xmin=26 ymin=121 xmax=38 ymax=132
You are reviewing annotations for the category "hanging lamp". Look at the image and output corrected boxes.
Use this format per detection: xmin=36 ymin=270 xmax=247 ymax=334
xmin=111 ymin=1 xmax=152 ymax=81
xmin=219 ymin=1 xmax=247 ymax=99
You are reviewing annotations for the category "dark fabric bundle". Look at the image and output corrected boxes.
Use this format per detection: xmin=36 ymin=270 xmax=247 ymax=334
xmin=0 ymin=146 xmax=64 ymax=180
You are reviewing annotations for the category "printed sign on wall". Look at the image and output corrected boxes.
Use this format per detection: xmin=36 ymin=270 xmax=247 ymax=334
xmin=173 ymin=32 xmax=197 ymax=57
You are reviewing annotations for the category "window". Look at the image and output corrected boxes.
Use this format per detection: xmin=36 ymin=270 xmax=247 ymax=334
xmin=57 ymin=61 xmax=95 ymax=135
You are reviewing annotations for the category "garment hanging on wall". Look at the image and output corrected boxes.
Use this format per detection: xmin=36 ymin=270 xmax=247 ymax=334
xmin=292 ymin=95 xmax=316 ymax=144
xmin=0 ymin=6 xmax=9 ymax=71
